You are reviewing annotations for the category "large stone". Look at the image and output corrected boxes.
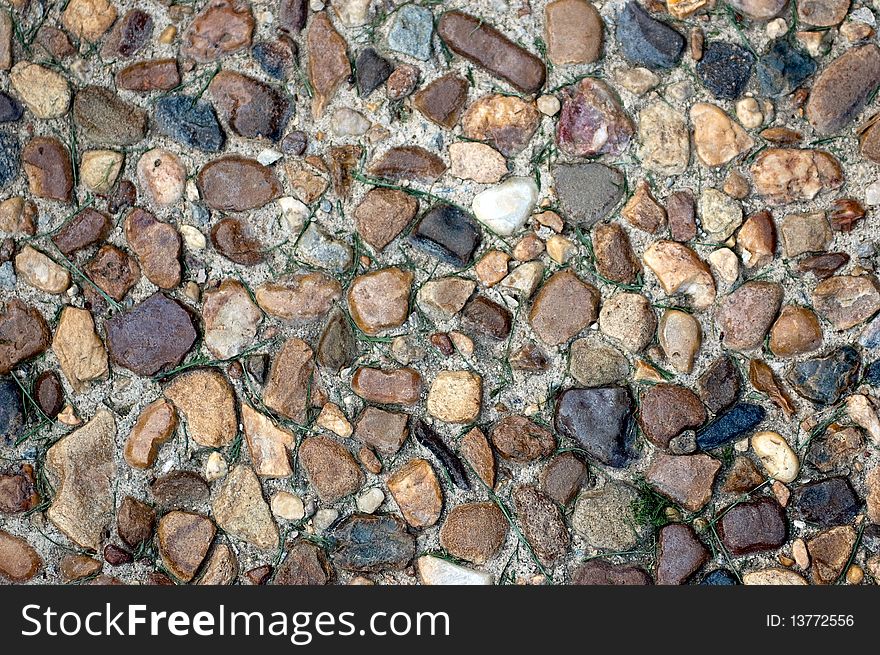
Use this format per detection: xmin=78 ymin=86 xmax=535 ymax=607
xmin=255 ymin=273 xmax=341 ymax=322
xmin=793 ymin=477 xmax=860 ymax=527
xmin=354 ymin=189 xmax=419 ymax=251
xmin=646 ymin=453 xmax=720 ymax=512
xmin=490 ymin=415 xmax=555 ymax=463
xmin=513 ymin=485 xmax=569 ymax=564
xmin=557 ymin=78 xmax=634 ymax=158
xmin=332 ymin=513 xmax=415 ymax=572
xmin=273 ymin=541 xmax=332 ymax=585
xmin=347 ymin=268 xmax=412 ymax=335
xmin=717 ymin=497 xmax=787 ymax=555
xmin=643 ymin=240 xmax=716 ymax=310
xmin=157 ymin=511 xmax=215 ymax=582
xmin=182 ymin=0 xmax=254 ymax=63
xmin=307 ymin=12 xmax=351 ymax=117
xmin=387 ymin=459 xmax=443 ymax=528
xmin=806 ymin=45 xmax=880 ymax=135
xmin=461 ymin=94 xmax=541 ymax=157
xmin=552 ymin=163 xmax=624 ymax=226
xmin=544 ymin=0 xmax=603 ymax=66
xmin=9 ymin=63 xmax=70 ymax=119
xmin=299 ymin=435 xmax=364 ymax=503
xmin=410 ymin=204 xmax=482 ymax=267
xmin=73 ymin=86 xmax=147 ymax=146
xmin=812 ymin=275 xmax=880 ymax=330
xmin=203 ymin=280 xmax=263 ymax=359
xmin=750 ymin=149 xmax=843 ymax=204
xmin=691 ymin=103 xmax=754 ymax=168
xmin=0 ymin=300 xmax=51 ymax=375
xmin=22 ymin=137 xmax=73 ymax=202
xmin=263 ymin=338 xmax=319 ymax=423
xmin=52 ymin=307 xmax=107 ymax=393
xmin=716 ymin=281 xmax=783 ymax=351
xmin=555 ymin=387 xmax=634 ymax=467
xmin=696 ymin=402 xmax=765 ymax=450
xmin=45 ymin=410 xmax=117 ymax=551
xmin=14 ymin=246 xmax=70 ymax=294
xmin=197 ymin=156 xmax=281 ymax=211
xmin=124 ymin=208 xmax=181 ymax=289
xmin=529 ymin=270 xmax=599 ymax=345
xmin=637 ymin=101 xmax=690 ymax=176
xmin=209 ymin=71 xmax=290 ymax=141
xmin=212 ymin=465 xmax=279 ymax=549
xmin=572 ymin=482 xmax=642 ymax=550
xmin=787 ymin=346 xmax=860 ymax=406
xmin=639 ymin=384 xmax=706 ymax=449
xmin=439 ymin=502 xmax=508 ymax=564
xmin=656 ymin=523 xmax=708 ymax=585
xmin=164 ymin=369 xmax=238 ymax=448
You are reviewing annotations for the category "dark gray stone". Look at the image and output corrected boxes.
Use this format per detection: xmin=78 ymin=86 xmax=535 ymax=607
xmin=616 ymin=1 xmax=685 ymax=70
xmin=331 ymin=513 xmax=416 ymax=572
xmin=757 ymin=39 xmax=816 ymax=97
xmin=0 ymin=377 xmax=24 ymax=446
xmin=787 ymin=346 xmax=860 ymax=406
xmin=154 ymin=95 xmax=225 ymax=152
xmin=696 ymin=41 xmax=755 ymax=100
xmin=551 ymin=163 xmax=625 ymax=227
xmin=409 ymin=204 xmax=482 ymax=267
xmin=0 ymin=93 xmax=23 ymax=123
xmin=696 ymin=402 xmax=765 ymax=451
xmin=356 ymin=48 xmax=394 ymax=97
xmin=554 ymin=387 xmax=635 ymax=468
xmin=0 ymin=131 xmax=20 ymax=189
xmin=793 ymin=477 xmax=861 ymax=527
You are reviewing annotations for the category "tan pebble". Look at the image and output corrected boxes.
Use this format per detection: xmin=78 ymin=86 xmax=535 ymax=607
xmin=534 ymin=210 xmax=564 ymax=232
xmin=772 ymin=480 xmax=791 ymax=507
xmin=57 ymin=405 xmax=81 ymax=426
xmin=316 ymin=403 xmax=353 ymax=438
xmin=427 ymin=371 xmax=482 ymax=424
xmin=205 ymin=451 xmax=228 ymax=481
xmin=846 ymin=565 xmax=864 ymax=585
xmin=449 ymin=331 xmax=474 ymax=356
xmin=159 ymin=25 xmax=177 ymax=44
xmin=475 ymin=250 xmax=511 ymax=286
xmin=793 ymin=538 xmax=810 ymax=569
xmin=546 ymin=234 xmax=577 ymax=264
xmin=537 ymin=94 xmax=560 ymax=116
xmin=271 ymin=491 xmax=305 ymax=521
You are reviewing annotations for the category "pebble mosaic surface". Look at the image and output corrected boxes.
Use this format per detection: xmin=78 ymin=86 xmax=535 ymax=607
xmin=2 ymin=0 xmax=880 ymax=586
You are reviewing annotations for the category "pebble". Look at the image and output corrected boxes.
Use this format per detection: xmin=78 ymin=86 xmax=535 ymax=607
xmin=448 ymin=142 xmax=507 ymax=184
xmin=787 ymin=346 xmax=861 ymax=406
xmin=738 ymin=210 xmax=776 ymax=269
xmin=569 ymin=338 xmax=629 ymax=387
xmin=622 ymin=181 xmax=666 ymax=234
xmin=439 ymin=502 xmax=508 ymax=564
xmin=157 ymin=511 xmax=216 ymax=582
xmin=0 ymin=464 xmax=38 ymax=514
xmin=490 ymin=414 xmax=555 ymax=463
xmin=22 ymin=137 xmax=73 ymax=202
xmin=116 ymin=59 xmax=180 ymax=92
xmin=846 ymin=395 xmax=880 ymax=447
xmin=617 ymin=1 xmax=685 ymax=70
xmin=255 ymin=273 xmax=341 ymax=322
xmin=106 ymin=293 xmax=196 ymax=376
xmin=462 ymin=94 xmax=540 ymax=157
xmin=813 ymin=275 xmax=880 ymax=330
xmin=752 ymin=147 xmax=844 ymax=205
xmin=544 ymin=0 xmax=603 ymax=65
xmin=735 ymin=98 xmax=763 ymax=130
xmin=647 ymin=453 xmax=720 ymax=512
xmin=427 ymin=371 xmax=482 ymax=424
xmin=792 ymin=477 xmax=860 ymax=527
xmin=356 ymin=48 xmax=393 ymax=96
xmin=347 ymin=267 xmax=412 ymax=335
xmin=352 ymin=367 xmax=422 ymax=406
xmin=203 ymin=279 xmax=262 ymax=359
xmin=117 ymin=496 xmax=155 ymax=550
xmin=0 ymin=299 xmax=51 ymax=375
xmin=643 ymin=240 xmax=716 ymax=310
xmin=572 ymin=561 xmax=652 ymax=585
xmin=808 ymin=45 xmax=880 ymax=134
xmin=572 ymin=482 xmax=643 ymax=550
xmin=386 ymin=3 xmax=434 ymax=61
xmin=410 ymin=204 xmax=481 ymax=267
xmin=514 ymin=486 xmax=569 ymax=564
xmin=165 ymin=368 xmax=237 ymax=448
xmin=154 ymin=95 xmax=225 ymax=152
xmin=806 ymin=425 xmax=863 ymax=474
xmin=557 ymin=78 xmax=633 ymax=158
xmin=716 ymin=281 xmax=782 ymax=351
xmin=593 ymin=223 xmax=640 ymax=285
xmin=743 ymin=569 xmax=808 ymax=585
xmin=305 ymin=12 xmax=351 ymax=116
xmin=696 ymin=402 xmax=765 ymax=450
xmin=769 ymin=305 xmax=822 ymax=357
xmin=472 ymin=177 xmax=538 ymax=236
xmin=14 ymin=246 xmax=70 ymax=294
xmin=387 ymin=458 xmax=443 ymax=528
xmin=0 ymin=132 xmax=19 ymax=189
xmin=73 ymin=86 xmax=147 ymax=147
xmin=182 ymin=0 xmax=254 ymax=63
xmin=45 ymin=409 xmax=117 ymax=550
xmin=10 ymin=63 xmax=70 ymax=119
xmin=124 ymin=399 xmax=177 ymax=469
xmin=0 ymin=530 xmax=42 ymax=582
xmin=537 ymin=94 xmax=561 ymax=116
xmin=414 ymin=74 xmax=469 ymax=129
xmin=0 ymin=92 xmax=20 ymax=123
xmin=718 ymin=497 xmax=787 ymax=555
xmin=690 ymin=103 xmax=754 ymax=168
xmin=198 ymin=156 xmax=281 ymax=211
xmin=667 ymin=190 xmax=697 ymax=242
xmin=599 ymin=293 xmax=656 ymax=353
xmin=656 ymin=523 xmax=709 ymax=585
xmin=699 ymin=189 xmax=742 ymax=241
xmin=752 ymin=431 xmax=799 ymax=483
xmin=369 ymin=145 xmax=446 ymax=183
xmin=417 ymin=555 xmax=492 ymax=585
xmin=386 ymin=64 xmax=420 ymax=101
xmin=417 ymin=277 xmax=475 ymax=319
xmin=331 ymin=107 xmax=371 ymax=137
xmin=437 ymin=10 xmax=545 ymax=95
xmin=263 ymin=337 xmax=322 ymax=423
xmin=551 ymin=163 xmax=625 ymax=226
xmin=728 ymin=0 xmax=787 ymax=19
xmin=84 ymin=245 xmax=141 ymax=301
xmin=529 ymin=270 xmax=599 ymax=345
xmin=272 ymin=491 xmax=305 ymax=521
xmin=51 ymin=307 xmax=107 ymax=393
xmin=555 ymin=387 xmax=634 ymax=467
xmin=780 ymin=211 xmax=831 ymax=258
xmin=637 ymin=101 xmax=690 ymax=176
xmin=80 ymin=151 xmax=124 ymax=195
xmin=808 ymin=526 xmax=857 ymax=585
xmin=332 ymin=514 xmax=415 ymax=572
xmin=617 ymin=67 xmax=660 ymax=95
xmin=241 ymin=404 xmax=295 ymax=478
xmin=295 ymin=222 xmax=351 ymax=272
xmin=213 ymin=464 xmax=279 ymax=549
xmin=300 ymin=435 xmax=364 ymax=503
xmin=757 ymin=39 xmax=816 ymax=97
xmin=696 ymin=42 xmax=754 ymax=100
xmin=659 ymin=309 xmax=701 ymax=374
xmin=540 ymin=452 xmax=588 ymax=506
xmin=639 ymin=384 xmax=707 ymax=449
xmin=317 ymin=309 xmax=356 ymax=372
xmin=102 ymin=9 xmax=152 ymax=58
xmin=354 ymin=406 xmax=409 ymax=457
xmin=33 ymin=371 xmax=63 ymax=420
xmin=124 ymin=208 xmax=181 ymax=289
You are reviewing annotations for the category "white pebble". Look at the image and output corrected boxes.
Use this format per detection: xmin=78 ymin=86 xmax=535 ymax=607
xmin=766 ymin=18 xmax=787 ymax=39
xmin=179 ymin=224 xmax=206 ymax=250
xmin=537 ymin=94 xmax=561 ymax=116
xmin=204 ymin=451 xmax=228 ymax=481
xmin=271 ymin=491 xmax=305 ymax=521
xmin=356 ymin=487 xmax=384 ymax=513
xmin=472 ymin=176 xmax=538 ymax=236
xmin=417 ymin=555 xmax=494 ymax=585
xmin=867 ymin=180 xmax=880 ymax=206
xmin=257 ymin=148 xmax=283 ymax=166
xmin=752 ymin=431 xmax=799 ymax=483
xmin=313 ymin=508 xmax=338 ymax=532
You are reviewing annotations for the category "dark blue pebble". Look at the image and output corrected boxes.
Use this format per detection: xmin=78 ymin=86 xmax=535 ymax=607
xmin=0 ymin=377 xmax=24 ymax=446
xmin=786 ymin=346 xmax=860 ymax=406
xmin=0 ymin=131 xmax=20 ymax=189
xmin=409 ymin=204 xmax=482 ymax=267
xmin=0 ymin=92 xmax=24 ymax=123
xmin=864 ymin=359 xmax=880 ymax=386
xmin=616 ymin=1 xmax=685 ymax=70
xmin=696 ymin=41 xmax=755 ymax=100
xmin=154 ymin=95 xmax=225 ymax=153
xmin=252 ymin=40 xmax=297 ymax=81
xmin=757 ymin=38 xmax=816 ymax=97
xmin=696 ymin=402 xmax=765 ymax=451
xmin=700 ymin=569 xmax=739 ymax=585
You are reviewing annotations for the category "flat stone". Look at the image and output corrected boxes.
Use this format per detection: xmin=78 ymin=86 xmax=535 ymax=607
xmin=213 ymin=465 xmax=278 ymax=549
xmin=417 ymin=277 xmax=475 ymax=320
xmin=569 ymin=338 xmax=629 ymax=387
xmin=347 ymin=267 xmax=412 ymax=335
xmin=0 ymin=299 xmax=50 ymax=375
xmin=252 ymin=37 xmax=297 ymax=81
xmin=514 ymin=485 xmax=569 ymax=565
xmin=52 ymin=307 xmax=107 ymax=393
xmin=490 ymin=414 xmax=555 ymax=463
xmin=697 ymin=41 xmax=754 ymax=100
xmin=623 ymin=181 xmax=666 ymax=234
xmin=637 ymin=101 xmax=690 ymax=176
xmin=45 ymin=409 xmax=117 ymax=550
xmin=387 ymin=458 xmax=443 ymax=528
xmin=255 ymin=273 xmax=341 ymax=322
xmin=448 ymin=142 xmax=507 ymax=184
xmin=667 ymin=190 xmax=697 ymax=242
xmin=124 ymin=398 xmax=177 ymax=469
xmin=812 ymin=275 xmax=880 ymax=329
xmin=317 ymin=308 xmax=357 ymax=372
xmin=59 ymin=555 xmax=101 ymax=583
xmin=386 ymin=3 xmax=434 ymax=61
xmin=352 ymin=367 xmax=421 ymax=406
xmin=691 ymin=103 xmax=754 ymax=168
xmin=22 ymin=137 xmax=73 ymax=202
xmin=572 ymin=482 xmax=642 ymax=550
xmin=541 ymin=452 xmax=588 ymax=506
xmin=274 ymin=540 xmax=332 ymax=585
xmin=461 ymin=94 xmax=541 ymax=157
xmin=557 ymin=78 xmax=633 ymax=158
xmin=117 ymin=496 xmax=155 ymax=549
xmin=137 ymin=149 xmax=186 ymax=207
xmin=787 ymin=346 xmax=860 ymax=405
xmin=294 ymin=222 xmax=351 ymax=271
xmin=529 ymin=270 xmax=599 ymax=345
xmin=616 ymin=1 xmax=685 ymax=70
xmin=33 ymin=371 xmax=63 ymax=420
xmin=165 ymin=369 xmax=237 ymax=448
xmin=182 ymin=0 xmax=253 ymax=63
xmin=555 ymin=387 xmax=634 ymax=467
xmin=758 ymin=38 xmax=816 ymax=97
xmin=439 ymin=502 xmax=508 ymax=564
xmin=410 ymin=204 xmax=482 ymax=267
xmin=354 ymin=188 xmax=419 ymax=251
xmin=806 ymin=427 xmax=863 ymax=475
xmin=0 ymin=464 xmax=39 ymax=514
xmin=332 ymin=513 xmax=415 ymax=572
xmin=198 ymin=156 xmax=281 ymax=211
xmin=300 ymin=435 xmax=364 ymax=503
xmin=572 ymin=560 xmax=652 ymax=585
xmin=203 ymin=279 xmax=262 ymax=359
xmin=460 ymin=427 xmax=495 ymax=488
xmin=793 ymin=477 xmax=860 ymax=527
xmin=0 ymin=530 xmax=42 ymax=582
xmin=353 ymin=406 xmax=408 ymax=456
xmin=116 ymin=59 xmax=180 ymax=92
xmin=643 ymin=240 xmax=716 ymax=310
xmin=154 ymin=95 xmax=225 ymax=152
xmin=646 ymin=453 xmax=720 ymax=512
xmin=553 ymin=163 xmax=626 ymax=228
xmin=716 ymin=281 xmax=783 ymax=351
xmin=73 ymin=86 xmax=146 ymax=146
xmin=593 ymin=222 xmax=640 ymax=285
xmin=418 ymin=555 xmax=493 ymax=585
xmin=413 ymin=74 xmax=468 ymax=128
xmin=52 ymin=206 xmax=113 ymax=256
xmin=697 ymin=402 xmax=765 ymax=450
xmin=369 ymin=146 xmax=446 ymax=183
xmin=798 ymin=253 xmax=850 ymax=280
xmin=699 ymin=188 xmax=742 ymax=241
xmin=717 ymin=496 xmax=787 ymax=555
xmin=639 ymin=384 xmax=706 ymax=449
xmin=544 ymin=0 xmax=603 ymax=66
xmin=356 ymin=47 xmax=393 ymax=96
xmin=150 ymin=471 xmax=210 ymax=509
xmin=84 ymin=245 xmax=140 ymax=302
xmin=242 ymin=404 xmax=294 ymax=478
xmin=102 ymin=9 xmax=153 ymax=59
xmin=656 ymin=523 xmax=708 ymax=585
xmin=14 ymin=246 xmax=70 ymax=294
xmin=263 ymin=337 xmax=320 ymax=423
xmin=307 ymin=12 xmax=351 ymax=116
xmin=750 ymin=148 xmax=843 ymax=204
xmin=427 ymin=371 xmax=481 ymax=424
xmin=209 ymin=70 xmax=289 ymax=141
xmin=124 ymin=208 xmax=181 ymax=289
xmin=437 ymin=10 xmax=545 ymax=95
xmin=157 ymin=511 xmax=215 ymax=582
xmin=9 ymin=63 xmax=70 ymax=119
xmin=780 ymin=212 xmax=831 ymax=258
xmin=743 ymin=569 xmax=808 ymax=585
xmin=807 ymin=44 xmax=880 ymax=135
